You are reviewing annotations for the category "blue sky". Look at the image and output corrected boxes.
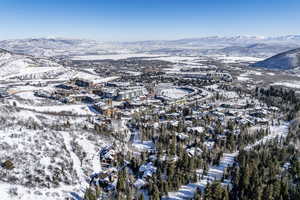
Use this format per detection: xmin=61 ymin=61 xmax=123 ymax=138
xmin=0 ymin=0 xmax=299 ymax=41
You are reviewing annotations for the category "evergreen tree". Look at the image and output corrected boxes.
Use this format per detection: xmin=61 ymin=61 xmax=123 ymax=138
xmin=84 ymin=187 xmax=97 ymax=200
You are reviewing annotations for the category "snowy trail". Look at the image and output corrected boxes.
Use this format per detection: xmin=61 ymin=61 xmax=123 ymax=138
xmin=130 ymin=129 xmax=155 ymax=152
xmin=61 ymin=132 xmax=87 ymax=187
xmin=164 ymin=153 xmax=237 ymax=200
xmin=244 ymin=122 xmax=289 ymax=150
xmin=164 ymin=123 xmax=289 ymax=200
xmin=91 ymin=150 xmax=102 ymax=174
xmin=77 ymin=138 xmax=102 ymax=174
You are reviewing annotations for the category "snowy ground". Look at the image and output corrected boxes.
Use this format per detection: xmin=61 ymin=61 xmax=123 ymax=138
xmin=236 ymin=70 xmax=264 ymax=82
xmin=0 ymin=101 xmax=110 ymax=200
xmin=164 ymin=122 xmax=289 ymax=200
xmin=164 ymin=153 xmax=237 ymax=200
xmin=131 ymin=129 xmax=155 ymax=152
xmin=158 ymin=88 xmax=192 ymax=100
xmin=213 ymin=55 xmax=263 ymax=63
xmin=20 ymin=104 xmax=97 ymax=116
xmin=244 ymin=122 xmax=289 ymax=150
xmin=271 ymin=81 xmax=300 ymax=89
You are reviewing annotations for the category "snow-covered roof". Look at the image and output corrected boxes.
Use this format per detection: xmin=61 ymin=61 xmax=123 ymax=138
xmin=139 ymin=162 xmax=157 ymax=178
xmin=134 ymin=179 xmax=147 ymax=189
xmin=187 ymin=126 xmax=204 ymax=133
xmin=186 ymin=147 xmax=203 ymax=157
xmin=72 ymin=72 xmax=119 ymax=84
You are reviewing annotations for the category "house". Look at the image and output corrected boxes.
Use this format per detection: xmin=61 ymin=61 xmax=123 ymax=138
xmin=176 ymin=132 xmax=189 ymax=141
xmin=186 ymin=147 xmax=203 ymax=157
xmin=102 ymin=106 xmax=119 ymax=118
xmin=187 ymin=126 xmax=205 ymax=134
xmin=106 ymin=82 xmax=131 ymax=88
xmin=139 ymin=162 xmax=157 ymax=178
xmin=34 ymin=90 xmax=54 ymax=99
xmin=100 ymin=145 xmax=116 ymax=163
xmin=55 ymin=84 xmax=73 ymax=90
xmin=74 ymin=78 xmax=91 ymax=87
xmin=134 ymin=179 xmax=147 ymax=189
xmin=69 ymin=94 xmax=101 ymax=104
xmin=0 ymin=89 xmax=9 ymax=98
xmin=249 ymin=110 xmax=267 ymax=118
xmin=93 ymin=101 xmax=107 ymax=113
xmin=102 ymin=88 xmax=118 ymax=99
xmin=54 ymin=89 xmax=73 ymax=97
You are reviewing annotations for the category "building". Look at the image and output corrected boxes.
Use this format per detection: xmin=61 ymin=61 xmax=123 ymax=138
xmin=116 ymin=87 xmax=147 ymax=101
xmin=206 ymin=72 xmax=232 ymax=81
xmin=69 ymin=94 xmax=101 ymax=104
xmin=71 ymin=72 xmax=120 ymax=88
xmin=168 ymin=71 xmax=233 ymax=82
xmin=0 ymin=88 xmax=9 ymax=98
xmin=102 ymin=88 xmax=119 ymax=99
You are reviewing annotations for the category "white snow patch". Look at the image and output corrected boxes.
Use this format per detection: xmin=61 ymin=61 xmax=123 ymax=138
xmin=271 ymin=81 xmax=300 ymax=89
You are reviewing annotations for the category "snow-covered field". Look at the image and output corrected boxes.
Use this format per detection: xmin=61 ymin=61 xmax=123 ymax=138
xmin=237 ymin=76 xmax=251 ymax=81
xmin=159 ymin=88 xmax=191 ymax=99
xmin=236 ymin=70 xmax=264 ymax=81
xmin=20 ymin=104 xmax=97 ymax=115
xmin=214 ymin=55 xmax=263 ymax=63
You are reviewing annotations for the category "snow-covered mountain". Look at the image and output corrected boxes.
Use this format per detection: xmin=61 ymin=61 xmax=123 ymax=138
xmin=124 ymin=35 xmax=300 ymax=48
xmin=125 ymin=36 xmax=267 ymax=47
xmin=252 ymin=48 xmax=300 ymax=70
xmin=1 ymin=35 xmax=300 ymax=58
xmin=202 ymin=43 xmax=299 ymax=57
xmin=0 ymin=48 xmax=68 ymax=80
xmin=0 ymin=38 xmax=116 ymax=57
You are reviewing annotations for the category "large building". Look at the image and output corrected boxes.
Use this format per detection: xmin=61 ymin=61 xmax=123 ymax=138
xmin=116 ymin=87 xmax=147 ymax=101
xmin=168 ymin=71 xmax=233 ymax=81
xmin=71 ymin=72 xmax=120 ymax=88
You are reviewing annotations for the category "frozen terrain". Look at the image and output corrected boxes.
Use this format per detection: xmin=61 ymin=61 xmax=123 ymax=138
xmin=0 ymin=102 xmax=110 ymax=200
xmin=164 ymin=122 xmax=289 ymax=200
xmin=0 ymin=49 xmax=69 ymax=80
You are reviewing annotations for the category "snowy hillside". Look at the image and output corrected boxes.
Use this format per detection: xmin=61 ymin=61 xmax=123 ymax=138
xmin=0 ymin=38 xmax=119 ymax=57
xmin=252 ymin=48 xmax=300 ymax=70
xmin=0 ymin=49 xmax=69 ymax=80
xmin=0 ymin=103 xmax=110 ymax=199
xmin=201 ymin=43 xmax=299 ymax=57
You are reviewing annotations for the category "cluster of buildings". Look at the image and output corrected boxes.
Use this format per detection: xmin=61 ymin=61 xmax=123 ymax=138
xmin=168 ymin=71 xmax=233 ymax=82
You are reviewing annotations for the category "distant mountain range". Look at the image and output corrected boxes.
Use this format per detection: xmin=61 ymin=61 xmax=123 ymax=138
xmin=1 ymin=35 xmax=300 ymax=57
xmin=0 ymin=38 xmax=112 ymax=57
xmin=253 ymin=48 xmax=300 ymax=70
xmin=185 ymin=43 xmax=299 ymax=58
xmin=125 ymin=35 xmax=300 ymax=47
